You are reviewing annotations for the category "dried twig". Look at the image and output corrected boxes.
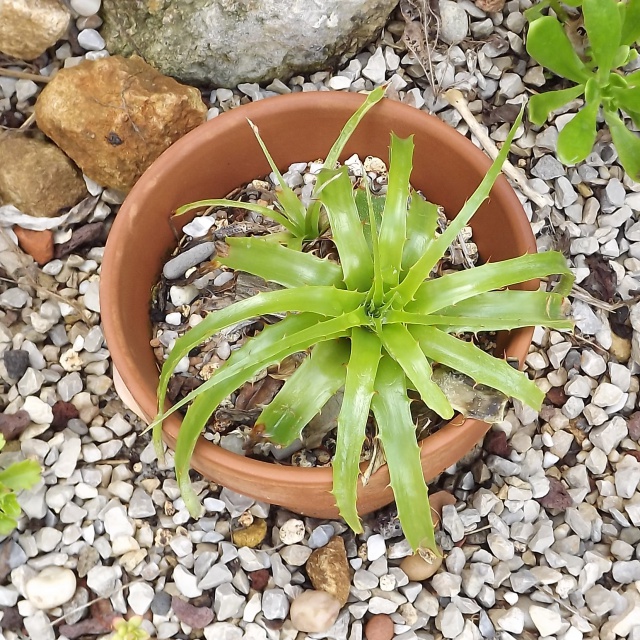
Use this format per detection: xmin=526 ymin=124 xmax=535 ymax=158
xmin=18 ymin=112 xmax=36 ymax=130
xmin=444 ymin=89 xmax=554 ymax=209
xmin=0 ymin=68 xmax=51 ymax=83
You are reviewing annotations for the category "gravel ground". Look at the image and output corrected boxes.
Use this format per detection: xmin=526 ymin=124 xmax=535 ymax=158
xmin=2 ymin=1 xmax=640 ymax=640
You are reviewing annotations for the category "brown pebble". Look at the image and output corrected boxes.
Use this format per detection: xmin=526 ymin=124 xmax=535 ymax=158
xmin=400 ymin=553 xmax=443 ymax=581
xmin=365 ymin=614 xmax=394 ymax=640
xmin=628 ymin=412 xmax=640 ymax=441
xmin=13 ymin=227 xmax=54 ymax=265
xmin=306 ymin=536 xmax=351 ymax=606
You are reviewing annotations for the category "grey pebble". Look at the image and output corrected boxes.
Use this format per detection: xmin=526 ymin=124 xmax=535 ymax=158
xmin=162 ymin=242 xmax=216 ymax=279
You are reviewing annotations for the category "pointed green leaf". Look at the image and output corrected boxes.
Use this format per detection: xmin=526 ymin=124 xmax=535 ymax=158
xmin=583 ymin=0 xmax=622 ymax=77
xmin=371 ymin=356 xmax=437 ymax=554
xmin=219 ymin=237 xmax=344 ymax=289
xmin=557 ymin=79 xmax=600 ymax=164
xmin=381 ymin=324 xmax=454 ymax=419
xmin=171 ymin=311 xmax=365 ymax=517
xmin=604 ymin=109 xmax=640 ymax=181
xmin=333 ymin=328 xmax=381 ymax=533
xmin=526 ymin=16 xmax=592 ymax=83
xmin=316 ymin=167 xmax=374 ymax=291
xmin=0 ymin=460 xmax=41 ymax=491
xmin=528 ymin=85 xmax=586 ymax=125
xmin=621 ymin=0 xmax=640 ymax=45
xmin=411 ymin=326 xmax=545 ymax=410
xmin=154 ymin=309 xmax=366 ymax=428
xmin=154 ymin=287 xmax=365 ymax=454
xmin=611 ymin=85 xmax=640 ymax=117
xmin=174 ymin=199 xmax=300 ymax=235
xmin=247 ymin=119 xmax=307 ymax=232
xmin=354 ymin=187 xmax=385 ymax=250
xmin=401 ymin=192 xmax=439 ymax=272
xmin=408 ymin=251 xmax=574 ymax=315
xmin=388 ymin=290 xmax=572 ymax=332
xmin=379 ymin=134 xmax=414 ymax=286
xmin=259 ymin=339 xmax=350 ymax=445
xmin=391 ymin=109 xmax=524 ymax=307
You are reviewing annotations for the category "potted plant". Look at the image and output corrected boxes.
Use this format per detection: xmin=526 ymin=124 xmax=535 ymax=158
xmin=101 ymin=90 xmax=572 ymax=555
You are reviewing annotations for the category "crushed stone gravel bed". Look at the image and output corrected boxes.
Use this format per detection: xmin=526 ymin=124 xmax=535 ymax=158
xmin=1 ymin=1 xmax=640 ymax=640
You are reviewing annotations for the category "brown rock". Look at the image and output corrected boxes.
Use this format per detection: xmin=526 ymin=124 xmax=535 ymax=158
xmin=0 ymin=136 xmax=86 ymax=217
xmin=629 ymin=412 xmax=640 ymax=441
xmin=610 ymin=333 xmax=632 ymax=363
xmin=35 ymin=55 xmax=207 ymax=191
xmin=0 ymin=0 xmax=70 ymax=60
xmin=365 ymin=614 xmax=394 ymax=640
xmin=306 ymin=536 xmax=351 ymax=607
xmin=13 ymin=227 xmax=54 ymax=265
xmin=232 ymin=518 xmax=267 ymax=548
xmin=475 ymin=0 xmax=505 ymax=11
xmin=400 ymin=553 xmax=443 ymax=581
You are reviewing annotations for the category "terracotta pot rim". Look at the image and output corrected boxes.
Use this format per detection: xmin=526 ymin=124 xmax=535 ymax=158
xmin=101 ymin=92 xmax=536 ymax=508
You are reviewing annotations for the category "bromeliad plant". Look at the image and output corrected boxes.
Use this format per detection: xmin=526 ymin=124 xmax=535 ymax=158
xmin=526 ymin=0 xmax=640 ymax=180
xmin=0 ymin=435 xmax=41 ymax=535
xmin=150 ymin=94 xmax=574 ymax=556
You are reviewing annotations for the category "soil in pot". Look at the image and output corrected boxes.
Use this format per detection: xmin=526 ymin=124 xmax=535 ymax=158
xmin=149 ymin=153 xmax=512 ymax=472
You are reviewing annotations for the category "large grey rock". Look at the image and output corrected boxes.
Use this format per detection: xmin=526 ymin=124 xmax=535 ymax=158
xmin=101 ymin=0 xmax=398 ymax=87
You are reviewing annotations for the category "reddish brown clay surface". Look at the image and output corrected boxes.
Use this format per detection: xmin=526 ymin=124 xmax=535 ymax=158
xmin=101 ymin=92 xmax=536 ymax=519
xmin=14 ymin=227 xmax=54 ymax=265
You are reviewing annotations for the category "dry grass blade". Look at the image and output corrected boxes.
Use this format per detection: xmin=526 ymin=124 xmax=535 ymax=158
xmin=0 ymin=68 xmax=51 ymax=83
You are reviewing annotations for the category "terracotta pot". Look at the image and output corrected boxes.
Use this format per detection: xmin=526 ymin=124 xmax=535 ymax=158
xmin=101 ymin=92 xmax=535 ymax=519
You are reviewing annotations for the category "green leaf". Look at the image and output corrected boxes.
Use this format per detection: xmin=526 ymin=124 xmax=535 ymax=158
xmin=316 ymin=167 xmax=374 ymax=291
xmin=354 ymin=188 xmax=385 ymax=250
xmin=371 ymin=356 xmax=437 ymax=554
xmin=583 ymin=0 xmax=622 ymax=77
xmin=155 ymin=309 xmax=367 ymax=428
xmin=401 ymin=192 xmax=439 ymax=272
xmin=412 ymin=326 xmax=545 ymax=410
xmin=604 ymin=109 xmax=640 ymax=181
xmin=171 ymin=311 xmax=366 ymax=517
xmin=528 ymin=85 xmax=586 ymax=125
xmin=324 ymin=85 xmax=388 ymax=170
xmin=333 ymin=328 xmax=381 ymax=533
xmin=391 ymin=109 xmax=525 ymax=307
xmin=0 ymin=460 xmax=41 ymax=491
xmin=258 ymin=339 xmax=350 ymax=445
xmin=308 ymin=84 xmax=388 ymax=235
xmin=557 ymin=79 xmax=601 ymax=164
xmin=379 ymin=134 xmax=414 ymax=286
xmin=0 ymin=513 xmax=19 ymax=536
xmin=621 ymin=0 xmax=640 ymax=45
xmin=219 ymin=237 xmax=344 ymax=289
xmin=154 ymin=286 xmax=365 ymax=454
xmin=388 ymin=290 xmax=573 ymax=332
xmin=0 ymin=492 xmax=21 ymax=518
xmin=247 ymin=119 xmax=308 ymax=234
xmin=526 ymin=16 xmax=592 ymax=84
xmin=408 ymin=251 xmax=575 ymax=315
xmin=611 ymin=85 xmax=640 ymax=117
xmin=174 ymin=199 xmax=300 ymax=235
xmin=381 ymin=324 xmax=454 ymax=419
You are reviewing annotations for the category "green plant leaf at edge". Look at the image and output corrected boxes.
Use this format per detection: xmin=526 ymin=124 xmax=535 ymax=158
xmin=412 ymin=326 xmax=545 ymax=410
xmin=604 ymin=109 xmax=640 ymax=181
xmin=371 ymin=355 xmax=438 ymax=555
xmin=153 ymin=286 xmax=365 ymax=455
xmin=378 ymin=134 xmax=414 ymax=286
xmin=391 ymin=107 xmax=525 ymax=308
xmin=172 ymin=310 xmax=366 ymax=517
xmin=0 ymin=459 xmax=41 ymax=491
xmin=332 ymin=328 xmax=381 ymax=533
xmin=526 ymin=16 xmax=592 ymax=84
xmin=582 ymin=0 xmax=622 ymax=80
xmin=401 ymin=192 xmax=439 ymax=272
xmin=529 ymin=85 xmax=586 ymax=125
xmin=257 ymin=339 xmax=350 ymax=445
xmin=557 ymin=79 xmax=601 ymax=164
xmin=380 ymin=324 xmax=454 ymax=419
xmin=219 ymin=236 xmax=344 ymax=289
xmin=621 ymin=0 xmax=640 ymax=45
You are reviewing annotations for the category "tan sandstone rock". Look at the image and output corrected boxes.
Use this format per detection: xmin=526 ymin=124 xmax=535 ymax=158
xmin=0 ymin=0 xmax=71 ymax=60
xmin=0 ymin=135 xmax=86 ymax=217
xmin=305 ymin=536 xmax=351 ymax=607
xmin=35 ymin=55 xmax=207 ymax=191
